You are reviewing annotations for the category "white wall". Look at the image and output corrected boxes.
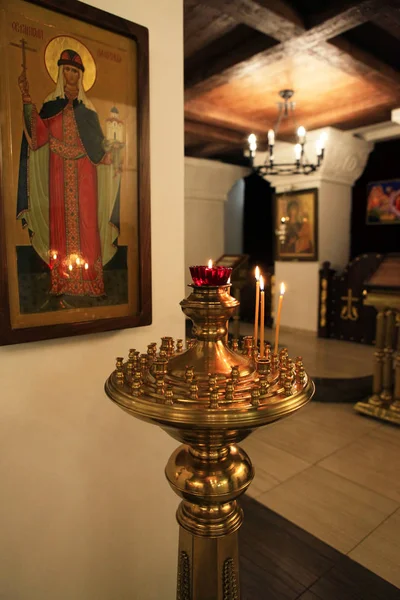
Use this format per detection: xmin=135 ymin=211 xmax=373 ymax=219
xmin=225 ymin=178 xmax=245 ymax=255
xmin=318 ymin=180 xmax=352 ymax=269
xmin=184 ymin=157 xmax=248 ymax=286
xmin=0 ymin=1 xmax=184 ymax=599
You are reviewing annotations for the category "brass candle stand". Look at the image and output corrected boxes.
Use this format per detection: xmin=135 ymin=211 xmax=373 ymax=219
xmin=105 ymin=284 xmax=314 ymax=599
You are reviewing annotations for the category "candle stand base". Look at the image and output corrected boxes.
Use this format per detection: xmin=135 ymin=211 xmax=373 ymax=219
xmin=105 ymin=284 xmax=314 ymax=599
xmin=354 ymin=400 xmax=400 ymax=426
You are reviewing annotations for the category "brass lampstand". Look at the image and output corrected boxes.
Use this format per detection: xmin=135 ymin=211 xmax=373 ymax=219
xmin=105 ymin=283 xmax=314 ymax=599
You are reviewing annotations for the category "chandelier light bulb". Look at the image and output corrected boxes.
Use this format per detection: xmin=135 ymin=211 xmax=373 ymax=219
xmin=248 ymin=133 xmax=257 ymax=145
xmin=268 ymin=129 xmax=275 ymax=145
xmin=297 ymin=126 xmax=306 ymax=143
xmin=294 ymin=143 xmax=302 ymax=160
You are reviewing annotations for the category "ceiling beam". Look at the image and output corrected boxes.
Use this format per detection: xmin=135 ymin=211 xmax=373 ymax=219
xmin=185 ymin=142 xmax=235 ymax=158
xmin=184 ymin=119 xmax=247 ymax=145
xmin=371 ymin=4 xmax=400 ymax=40
xmin=198 ymin=0 xmax=304 ymax=42
xmin=185 ymin=0 xmax=400 ymax=102
xmin=185 ymin=24 xmax=278 ymax=92
xmin=306 ymin=0 xmax=384 ymax=38
xmin=184 ymin=0 xmax=237 ymax=58
xmin=317 ymin=37 xmax=400 ymax=89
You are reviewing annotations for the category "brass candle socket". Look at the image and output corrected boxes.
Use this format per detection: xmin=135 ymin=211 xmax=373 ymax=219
xmin=105 ymin=284 xmax=314 ymax=599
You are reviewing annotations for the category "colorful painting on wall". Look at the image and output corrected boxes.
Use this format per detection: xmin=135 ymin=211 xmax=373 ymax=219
xmin=366 ymin=180 xmax=400 ymax=224
xmin=0 ymin=0 xmax=151 ymax=345
xmin=275 ymin=188 xmax=318 ymax=261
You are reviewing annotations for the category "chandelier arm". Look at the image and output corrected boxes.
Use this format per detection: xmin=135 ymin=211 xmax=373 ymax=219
xmin=274 ymin=103 xmax=285 ymax=136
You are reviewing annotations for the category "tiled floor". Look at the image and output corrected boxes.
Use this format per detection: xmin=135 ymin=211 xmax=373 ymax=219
xmin=236 ymin=322 xmax=373 ymax=378
xmin=238 ymin=326 xmax=400 ymax=589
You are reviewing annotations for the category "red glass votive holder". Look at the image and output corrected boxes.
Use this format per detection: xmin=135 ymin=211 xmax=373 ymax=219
xmin=189 ymin=265 xmax=232 ymax=286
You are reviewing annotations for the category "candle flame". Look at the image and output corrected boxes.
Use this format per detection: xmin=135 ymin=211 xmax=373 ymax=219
xmin=280 ymin=282 xmax=286 ymax=295
xmin=52 ymin=253 xmax=57 ymax=260
xmin=260 ymin=275 xmax=264 ymax=291
xmin=208 ymin=259 xmax=213 ymax=268
xmin=255 ymin=266 xmax=260 ymax=281
xmin=76 ymin=257 xmax=80 ymax=265
xmin=68 ymin=264 xmax=73 ymax=272
xmin=84 ymin=263 xmax=89 ymax=270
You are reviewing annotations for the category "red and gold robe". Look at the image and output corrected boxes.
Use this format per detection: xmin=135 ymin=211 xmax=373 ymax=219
xmin=17 ymin=93 xmax=119 ymax=298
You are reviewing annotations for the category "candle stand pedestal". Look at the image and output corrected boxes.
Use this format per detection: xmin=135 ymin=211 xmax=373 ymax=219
xmin=105 ymin=284 xmax=314 ymax=599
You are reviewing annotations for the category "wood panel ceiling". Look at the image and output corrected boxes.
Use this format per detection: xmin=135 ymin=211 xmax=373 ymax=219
xmin=184 ymin=0 xmax=400 ymax=163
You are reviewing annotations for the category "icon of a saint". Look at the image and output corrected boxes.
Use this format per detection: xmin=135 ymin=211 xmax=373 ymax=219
xmin=16 ymin=40 xmax=120 ymax=300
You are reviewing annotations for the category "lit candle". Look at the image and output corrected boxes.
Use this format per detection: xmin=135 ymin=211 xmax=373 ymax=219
xmin=253 ymin=266 xmax=260 ymax=347
xmin=259 ymin=275 xmax=265 ymax=358
xmin=68 ymin=264 xmax=73 ymax=272
xmin=294 ymin=143 xmax=302 ymax=161
xmin=76 ymin=257 xmax=81 ymax=265
xmin=52 ymin=252 xmax=57 ymax=261
xmin=268 ymin=129 xmax=275 ymax=145
xmin=248 ymin=133 xmax=257 ymax=158
xmin=274 ymin=282 xmax=286 ymax=355
xmin=297 ymin=125 xmax=306 ymax=144
xmin=84 ymin=262 xmax=89 ymax=270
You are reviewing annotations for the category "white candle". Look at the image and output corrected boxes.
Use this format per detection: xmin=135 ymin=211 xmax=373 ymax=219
xmin=259 ymin=275 xmax=265 ymax=358
xmin=248 ymin=133 xmax=257 ymax=156
xmin=297 ymin=126 xmax=306 ymax=144
xmin=268 ymin=129 xmax=275 ymax=145
xmin=253 ymin=266 xmax=260 ymax=347
xmin=274 ymin=282 xmax=286 ymax=355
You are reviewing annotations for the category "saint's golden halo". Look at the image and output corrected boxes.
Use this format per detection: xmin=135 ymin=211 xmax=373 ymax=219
xmin=44 ymin=36 xmax=96 ymax=92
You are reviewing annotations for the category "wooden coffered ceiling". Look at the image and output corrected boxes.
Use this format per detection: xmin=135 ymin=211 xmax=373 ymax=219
xmin=184 ymin=0 xmax=400 ymax=163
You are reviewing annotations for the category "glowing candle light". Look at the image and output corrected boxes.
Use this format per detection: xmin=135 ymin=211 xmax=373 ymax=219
xmin=297 ymin=125 xmax=306 ymax=144
xmin=76 ymin=257 xmax=81 ymax=265
xmin=189 ymin=261 xmax=231 ymax=286
xmin=84 ymin=263 xmax=89 ymax=270
xmin=274 ymin=282 xmax=286 ymax=355
xmin=68 ymin=264 xmax=73 ymax=272
xmin=52 ymin=252 xmax=57 ymax=260
xmin=259 ymin=276 xmax=265 ymax=358
xmin=268 ymin=129 xmax=275 ymax=145
xmin=253 ymin=266 xmax=260 ymax=348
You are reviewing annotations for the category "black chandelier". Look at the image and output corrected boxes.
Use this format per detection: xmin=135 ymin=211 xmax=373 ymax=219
xmin=247 ymin=89 xmax=327 ymax=176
